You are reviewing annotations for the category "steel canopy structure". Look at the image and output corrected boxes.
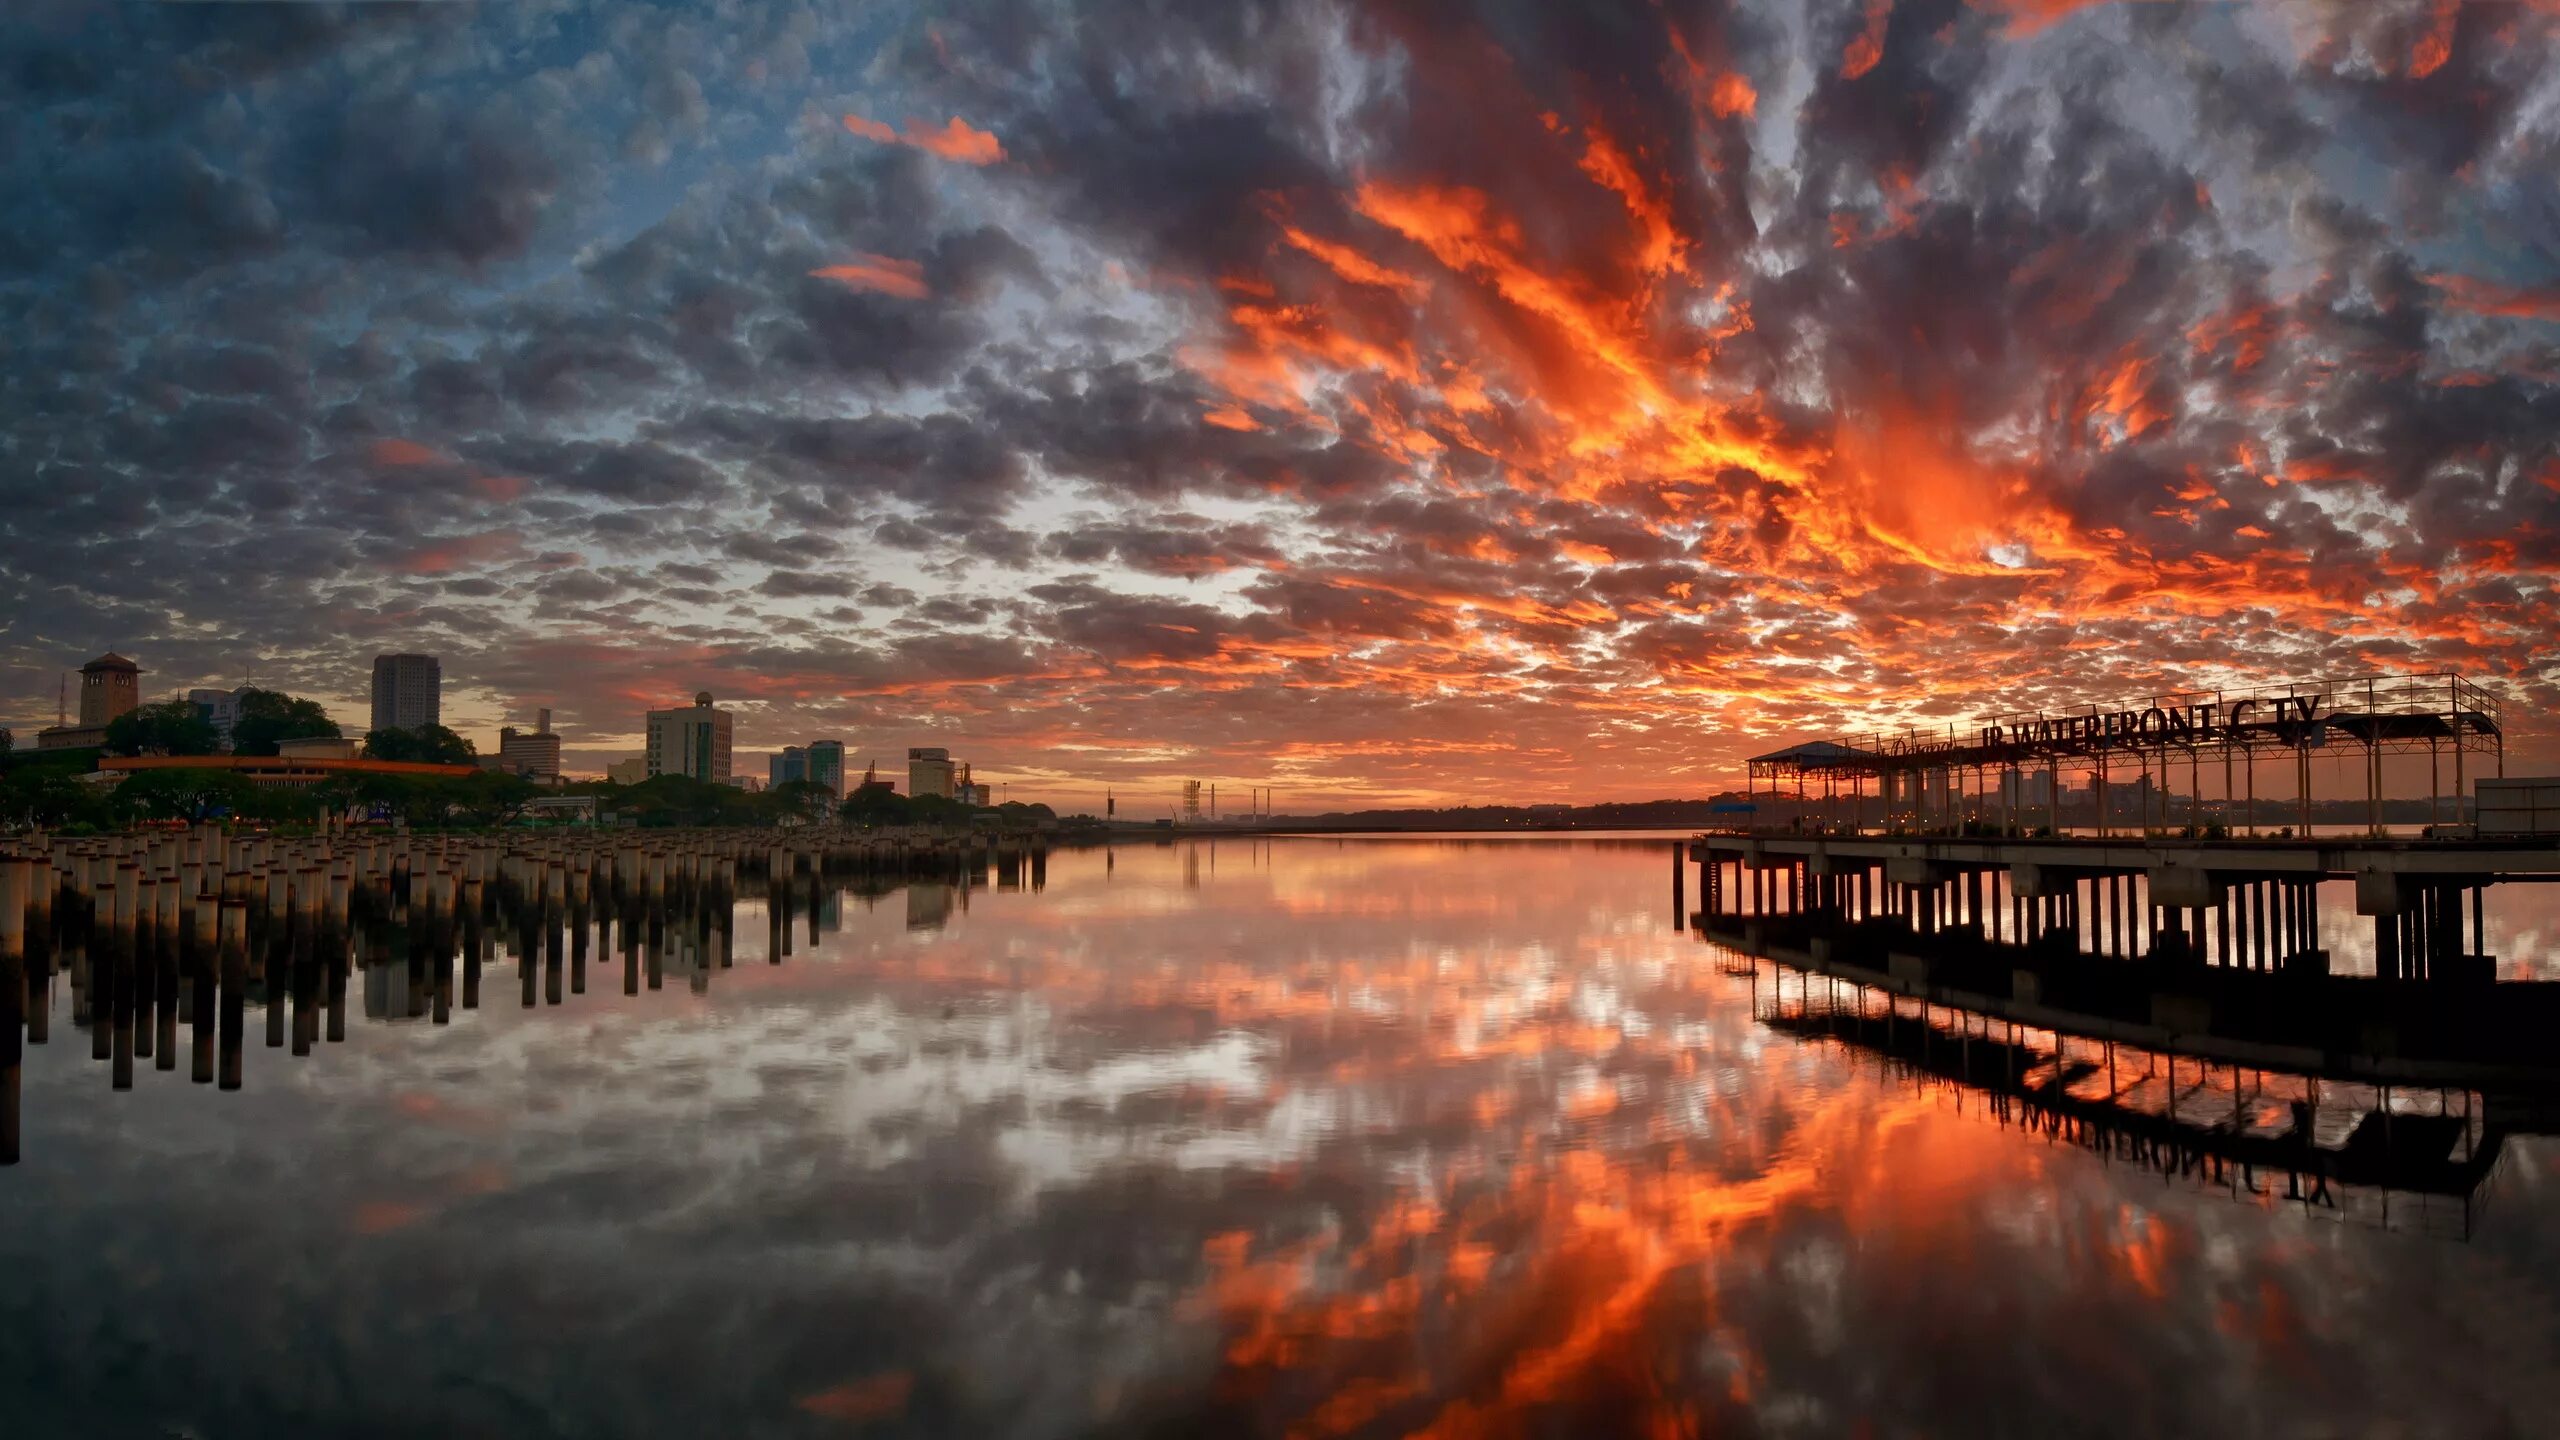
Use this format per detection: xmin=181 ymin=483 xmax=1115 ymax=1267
xmin=1743 ymin=671 xmax=2506 ymax=837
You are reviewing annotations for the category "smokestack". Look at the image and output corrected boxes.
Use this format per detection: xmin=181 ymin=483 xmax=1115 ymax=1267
xmin=537 ymin=707 xmax=552 ymax=735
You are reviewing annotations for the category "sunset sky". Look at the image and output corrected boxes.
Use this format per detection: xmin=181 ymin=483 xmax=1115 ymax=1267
xmin=4 ymin=0 xmax=2557 ymax=808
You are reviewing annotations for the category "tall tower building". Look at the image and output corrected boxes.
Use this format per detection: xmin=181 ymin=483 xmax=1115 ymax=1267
xmin=78 ymin=652 xmax=143 ymax=727
xmin=646 ymin=692 xmax=733 ymax=782
xmin=806 ymin=739 xmax=846 ymax=798
xmin=369 ymin=653 xmax=442 ymax=733
xmin=770 ymin=746 xmax=808 ymax=790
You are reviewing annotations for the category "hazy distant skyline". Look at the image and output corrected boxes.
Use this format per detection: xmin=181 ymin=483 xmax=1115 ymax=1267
xmin=5 ymin=1 xmax=2556 ymax=806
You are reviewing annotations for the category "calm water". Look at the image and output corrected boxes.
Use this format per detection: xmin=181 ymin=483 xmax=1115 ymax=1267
xmin=7 ymin=835 xmax=2560 ymax=1438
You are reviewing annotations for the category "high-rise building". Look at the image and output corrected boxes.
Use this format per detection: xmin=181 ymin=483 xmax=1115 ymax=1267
xmin=369 ymin=653 xmax=441 ymax=734
xmin=497 ymin=707 xmax=562 ymax=783
xmin=646 ymin=692 xmax=733 ymax=782
xmin=907 ymin=746 xmax=956 ymax=799
xmin=188 ymin=686 xmax=249 ymax=747
xmin=807 ymin=739 xmax=846 ymax=798
xmin=770 ymin=746 xmax=808 ymax=790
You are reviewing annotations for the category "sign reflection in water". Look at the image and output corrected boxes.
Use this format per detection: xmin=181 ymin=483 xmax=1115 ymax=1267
xmin=4 ymin=835 xmax=2560 ymax=1437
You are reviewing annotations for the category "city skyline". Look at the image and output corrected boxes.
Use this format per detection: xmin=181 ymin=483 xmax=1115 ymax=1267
xmin=3 ymin=2 xmax=2556 ymax=810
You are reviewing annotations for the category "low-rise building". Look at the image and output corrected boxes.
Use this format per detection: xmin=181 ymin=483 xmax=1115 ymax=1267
xmin=606 ymin=757 xmax=648 ymax=785
xmin=100 ymin=755 xmax=477 ymax=789
xmin=276 ymin=735 xmax=360 ymax=761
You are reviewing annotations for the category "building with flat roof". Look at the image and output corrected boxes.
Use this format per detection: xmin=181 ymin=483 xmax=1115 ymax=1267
xmin=606 ymin=757 xmax=648 ymax=785
xmin=908 ymin=746 xmax=956 ymax=799
xmin=101 ymin=754 xmax=477 ymax=788
xmin=497 ymin=708 xmax=562 ymax=783
xmin=646 ymin=692 xmax=733 ymax=783
xmin=770 ymin=746 xmax=807 ymax=790
xmin=369 ymin=653 xmax=441 ymax=734
xmin=187 ymin=686 xmax=248 ymax=747
xmin=808 ymin=739 xmax=846 ymax=798
xmin=277 ymin=735 xmax=360 ymax=761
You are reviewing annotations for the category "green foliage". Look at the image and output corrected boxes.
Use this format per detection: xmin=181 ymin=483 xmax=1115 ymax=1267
xmin=840 ymin=783 xmax=912 ymax=828
xmin=770 ymin=778 xmax=838 ymax=824
xmin=610 ymin=773 xmax=776 ymax=828
xmin=0 ymin=726 xmax=12 ymax=755
xmin=0 ymin=766 xmax=108 ymax=829
xmin=111 ymin=767 xmax=262 ymax=823
xmin=105 ymin=699 xmax=222 ymax=757
xmin=229 ymin=688 xmax=341 ymax=757
xmin=449 ymin=770 xmax=540 ymax=827
xmin=363 ymin=724 xmax=477 ymax=765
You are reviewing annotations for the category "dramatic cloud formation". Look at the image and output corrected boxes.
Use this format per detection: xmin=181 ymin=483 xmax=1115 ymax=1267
xmin=3 ymin=0 xmax=2557 ymax=806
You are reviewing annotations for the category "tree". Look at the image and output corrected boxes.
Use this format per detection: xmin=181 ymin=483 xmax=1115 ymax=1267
xmin=450 ymin=770 xmax=539 ymax=828
xmin=364 ymin=724 xmax=477 ymax=765
xmin=907 ymin=794 xmax=970 ymax=827
xmin=111 ymin=767 xmax=260 ymax=823
xmin=105 ymin=699 xmax=222 ymax=757
xmin=840 ymin=783 xmax=913 ymax=828
xmin=0 ymin=726 xmax=12 ymax=757
xmin=771 ymin=779 xmax=838 ymax=825
xmin=0 ymin=767 xmax=108 ymax=830
xmin=229 ymin=688 xmax=341 ymax=757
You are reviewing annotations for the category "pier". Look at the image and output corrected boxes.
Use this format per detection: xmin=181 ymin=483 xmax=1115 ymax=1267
xmin=1685 ymin=832 xmax=2560 ymax=987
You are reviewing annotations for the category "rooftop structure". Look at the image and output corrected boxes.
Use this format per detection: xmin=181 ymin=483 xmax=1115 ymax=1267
xmin=1743 ymin=671 xmax=2505 ymax=839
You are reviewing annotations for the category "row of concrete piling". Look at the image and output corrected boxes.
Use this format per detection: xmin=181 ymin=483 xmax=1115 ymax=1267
xmin=0 ymin=824 xmax=1054 ymax=1164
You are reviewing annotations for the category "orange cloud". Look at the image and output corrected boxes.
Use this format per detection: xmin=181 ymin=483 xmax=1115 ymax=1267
xmin=371 ymin=437 xmax=444 ymax=467
xmin=1843 ymin=0 xmax=1892 ymax=79
xmin=811 ymin=253 xmax=930 ymax=298
xmin=2427 ymin=272 xmax=2560 ymax=322
xmin=841 ymin=112 xmax=1005 ymax=165
xmin=1708 ymin=71 xmax=1757 ymax=119
xmin=797 ymin=1373 xmax=913 ymax=1423
xmin=393 ymin=529 xmax=522 ymax=575
xmin=2409 ymin=0 xmax=2460 ymax=77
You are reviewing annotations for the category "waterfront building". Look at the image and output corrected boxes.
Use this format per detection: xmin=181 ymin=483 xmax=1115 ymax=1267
xmin=646 ymin=692 xmax=733 ymax=782
xmin=369 ymin=653 xmax=441 ymax=733
xmin=908 ymin=746 xmax=956 ymax=799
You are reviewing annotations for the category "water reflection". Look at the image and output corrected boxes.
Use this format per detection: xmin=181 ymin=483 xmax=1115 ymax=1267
xmin=3 ymin=836 xmax=2559 ymax=1438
